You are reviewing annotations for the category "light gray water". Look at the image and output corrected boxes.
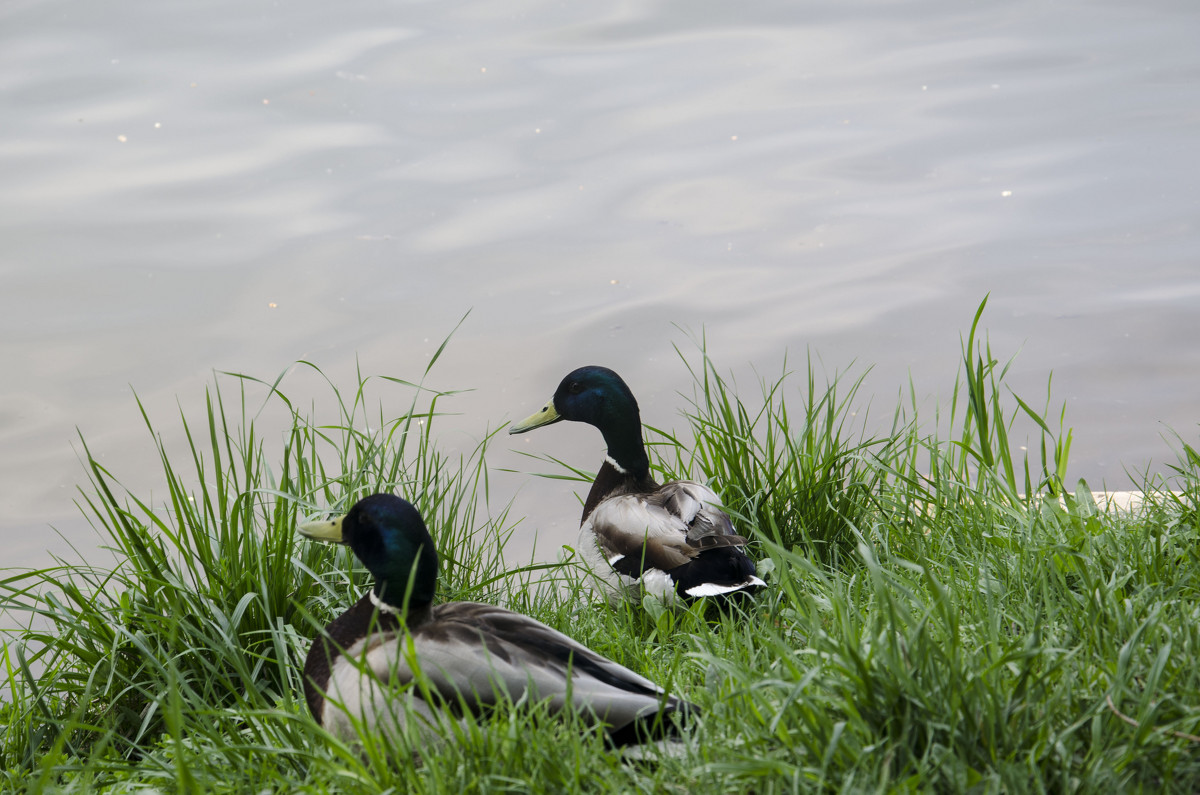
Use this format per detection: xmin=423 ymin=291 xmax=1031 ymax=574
xmin=3 ymin=0 xmax=1198 ymax=570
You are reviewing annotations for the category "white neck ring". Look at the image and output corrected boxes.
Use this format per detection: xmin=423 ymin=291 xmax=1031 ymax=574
xmin=369 ymin=588 xmax=402 ymax=615
xmin=604 ymin=454 xmax=628 ymax=474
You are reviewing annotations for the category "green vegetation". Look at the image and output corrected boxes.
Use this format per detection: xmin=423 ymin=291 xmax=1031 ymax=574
xmin=3 ymin=303 xmax=1199 ymax=793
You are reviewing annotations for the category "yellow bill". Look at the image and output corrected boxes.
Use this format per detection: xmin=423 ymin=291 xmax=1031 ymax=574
xmin=508 ymin=398 xmax=562 ymax=434
xmin=298 ymin=514 xmax=346 ymax=543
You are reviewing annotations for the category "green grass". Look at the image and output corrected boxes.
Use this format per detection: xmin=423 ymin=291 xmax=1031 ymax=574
xmin=3 ymin=301 xmax=1200 ymax=793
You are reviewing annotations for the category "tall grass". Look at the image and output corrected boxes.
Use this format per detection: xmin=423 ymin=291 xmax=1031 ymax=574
xmin=0 ymin=327 xmax=533 ymax=792
xmin=662 ymin=330 xmax=881 ymax=567
xmin=2 ymin=303 xmax=1199 ymax=792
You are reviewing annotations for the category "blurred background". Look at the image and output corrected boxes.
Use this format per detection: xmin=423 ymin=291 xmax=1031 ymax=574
xmin=3 ymin=0 xmax=1198 ymax=569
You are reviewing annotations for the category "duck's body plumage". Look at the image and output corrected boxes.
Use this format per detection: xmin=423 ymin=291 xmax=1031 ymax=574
xmin=299 ymin=494 xmax=693 ymax=748
xmin=510 ymin=366 xmax=764 ymax=605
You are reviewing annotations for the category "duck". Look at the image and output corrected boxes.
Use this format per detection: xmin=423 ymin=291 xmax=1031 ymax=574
xmin=298 ymin=493 xmax=696 ymax=750
xmin=508 ymin=365 xmax=765 ymax=605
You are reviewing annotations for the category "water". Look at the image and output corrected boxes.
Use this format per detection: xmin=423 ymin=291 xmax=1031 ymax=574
xmin=3 ymin=0 xmax=1198 ymax=570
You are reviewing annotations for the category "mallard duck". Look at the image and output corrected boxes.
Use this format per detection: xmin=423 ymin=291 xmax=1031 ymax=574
xmin=299 ymin=493 xmax=695 ymax=749
xmin=509 ymin=365 xmax=764 ymax=604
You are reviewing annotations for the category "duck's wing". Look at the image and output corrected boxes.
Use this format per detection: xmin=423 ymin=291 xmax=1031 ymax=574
xmin=414 ymin=603 xmax=693 ymax=737
xmin=583 ymin=483 xmax=763 ymax=602
xmin=650 ymin=481 xmax=748 ymax=548
xmin=318 ymin=602 xmax=692 ymax=745
xmin=584 ymin=482 xmax=747 ymax=574
xmin=585 ymin=495 xmax=692 ymax=572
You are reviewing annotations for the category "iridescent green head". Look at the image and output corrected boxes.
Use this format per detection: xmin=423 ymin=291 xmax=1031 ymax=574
xmin=509 ymin=366 xmax=648 ymax=475
xmin=299 ymin=494 xmax=439 ymax=608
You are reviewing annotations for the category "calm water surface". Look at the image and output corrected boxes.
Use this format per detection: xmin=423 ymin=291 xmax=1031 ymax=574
xmin=3 ymin=0 xmax=1199 ymax=569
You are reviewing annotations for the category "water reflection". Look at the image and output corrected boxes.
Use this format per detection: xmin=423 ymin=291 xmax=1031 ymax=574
xmin=2 ymin=0 xmax=1198 ymax=568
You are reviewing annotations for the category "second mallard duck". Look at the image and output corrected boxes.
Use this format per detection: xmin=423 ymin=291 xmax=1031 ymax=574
xmin=509 ymin=365 xmax=764 ymax=604
xmin=299 ymin=493 xmax=695 ymax=750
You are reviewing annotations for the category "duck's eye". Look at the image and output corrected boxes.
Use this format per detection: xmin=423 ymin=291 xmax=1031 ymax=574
xmin=568 ymin=381 xmax=583 ymax=394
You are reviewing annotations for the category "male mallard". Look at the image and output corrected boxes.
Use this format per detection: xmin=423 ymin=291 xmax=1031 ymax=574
xmin=509 ymin=365 xmax=764 ymax=604
xmin=299 ymin=493 xmax=695 ymax=749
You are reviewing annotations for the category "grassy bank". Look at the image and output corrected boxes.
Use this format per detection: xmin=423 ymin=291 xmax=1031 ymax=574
xmin=3 ymin=308 xmax=1199 ymax=793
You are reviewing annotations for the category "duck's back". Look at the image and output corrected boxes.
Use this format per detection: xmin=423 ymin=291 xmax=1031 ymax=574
xmin=413 ymin=602 xmax=686 ymax=727
xmin=581 ymin=479 xmax=761 ymax=603
xmin=307 ymin=600 xmax=692 ymax=746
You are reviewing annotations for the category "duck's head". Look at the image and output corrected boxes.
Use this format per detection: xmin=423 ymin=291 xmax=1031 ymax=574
xmin=299 ymin=494 xmax=439 ymax=609
xmin=509 ymin=365 xmax=640 ymax=437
